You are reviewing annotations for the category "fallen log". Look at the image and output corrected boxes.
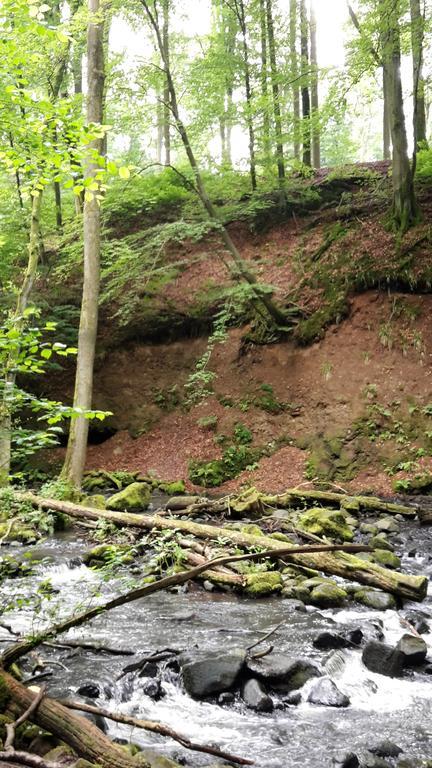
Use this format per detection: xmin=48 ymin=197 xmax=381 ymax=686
xmin=59 ymin=698 xmax=253 ymax=765
xmin=13 ymin=492 xmax=427 ymax=602
xmin=1 ymin=542 xmax=370 ymax=667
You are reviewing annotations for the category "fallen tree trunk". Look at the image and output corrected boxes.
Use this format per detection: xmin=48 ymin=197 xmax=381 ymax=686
xmin=0 ymin=671 xmax=137 ymax=768
xmin=2 ymin=542 xmax=370 ymax=667
xmin=236 ymin=488 xmax=418 ymax=517
xmin=14 ymin=492 xmax=427 ymax=602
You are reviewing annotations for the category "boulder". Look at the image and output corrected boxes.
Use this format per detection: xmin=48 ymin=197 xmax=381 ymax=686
xmin=369 ymin=741 xmax=403 ymax=758
xmin=307 ymin=677 xmax=350 ymax=707
xmin=76 ymin=682 xmax=100 ymax=699
xmin=404 ymin=610 xmax=430 ymax=635
xmin=375 ymin=517 xmax=399 ymax=533
xmin=142 ymin=678 xmax=165 ymax=700
xmin=396 ymin=634 xmax=428 ymax=666
xmin=180 ymin=648 xmax=246 ymax=698
xmin=245 ymin=653 xmax=321 ymax=691
xmin=313 ymin=631 xmax=349 ymax=650
xmin=217 ymin=691 xmax=235 ymax=705
xmin=372 ymin=550 xmax=401 ymax=569
xmin=332 ymin=752 xmax=360 ymax=768
xmin=107 ymin=482 xmax=151 ymax=512
xmin=244 ymin=571 xmax=283 ymax=597
xmin=241 ymin=679 xmax=273 ymax=712
xmin=354 ymin=589 xmax=396 ymax=611
xmin=362 ymin=641 xmax=404 ymax=678
xmin=309 ymin=582 xmax=348 ymax=607
xmin=369 ymin=535 xmax=394 ymax=551
xmin=297 ymin=507 xmax=354 ymax=541
xmin=362 ymin=756 xmax=392 ymax=768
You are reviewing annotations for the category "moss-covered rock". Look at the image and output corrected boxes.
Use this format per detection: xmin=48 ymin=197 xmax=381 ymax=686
xmin=82 ymin=544 xmax=135 ymax=568
xmin=354 ymin=588 xmax=396 ymax=610
xmin=298 ymin=507 xmax=353 ymax=541
xmin=158 ymin=480 xmax=186 ymax=494
xmin=0 ymin=521 xmax=38 ymax=543
xmin=372 ymin=549 xmax=401 ymax=569
xmin=107 ymin=482 xmax=151 ymax=512
xmin=309 ymin=582 xmax=348 ymax=607
xmin=83 ymin=494 xmax=106 ymax=509
xmin=369 ymin=534 xmax=394 ymax=551
xmin=45 ymin=746 xmax=76 ymax=761
xmin=244 ymin=571 xmax=283 ymax=597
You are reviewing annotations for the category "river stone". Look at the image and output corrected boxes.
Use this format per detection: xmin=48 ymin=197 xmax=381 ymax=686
xmin=404 ymin=610 xmax=430 ymax=635
xmin=107 ymin=482 xmax=151 ymax=512
xmin=245 ymin=653 xmax=321 ymax=691
xmin=396 ymin=634 xmax=428 ymax=666
xmin=362 ymin=641 xmax=404 ymax=677
xmin=332 ymin=752 xmax=360 ymax=768
xmin=142 ymin=678 xmax=165 ymax=700
xmin=313 ymin=631 xmax=349 ymax=650
xmin=180 ymin=648 xmax=246 ymax=698
xmin=218 ymin=691 xmax=235 ymax=705
xmin=283 ymin=690 xmax=302 ymax=705
xmin=281 ymin=598 xmax=306 ymax=612
xmin=369 ymin=741 xmax=403 ymax=758
xmin=372 ymin=550 xmax=401 ymax=569
xmin=362 ymin=756 xmax=392 ymax=768
xmin=360 ymin=523 xmax=378 ymax=535
xmin=309 ymin=583 xmax=348 ymax=607
xmin=369 ymin=535 xmax=394 ymax=551
xmin=354 ymin=589 xmax=396 ymax=611
xmin=375 ymin=517 xmax=400 ymax=533
xmin=297 ymin=508 xmax=354 ymax=541
xmin=77 ymin=682 xmax=100 ymax=699
xmin=307 ymin=677 xmax=350 ymax=707
xmin=241 ymin=679 xmax=273 ymax=712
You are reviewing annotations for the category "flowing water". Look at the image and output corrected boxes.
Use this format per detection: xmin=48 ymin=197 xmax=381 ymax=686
xmin=2 ymin=522 xmax=432 ymax=767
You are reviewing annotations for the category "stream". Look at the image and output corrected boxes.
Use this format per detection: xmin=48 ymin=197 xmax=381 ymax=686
xmin=1 ymin=520 xmax=432 ymax=767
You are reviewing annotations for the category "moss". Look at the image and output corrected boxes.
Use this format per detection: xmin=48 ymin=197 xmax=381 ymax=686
xmin=244 ymin=571 xmax=283 ymax=597
xmin=74 ymin=761 xmax=102 ymax=768
xmin=82 ymin=544 xmax=135 ymax=568
xmin=372 ymin=549 xmax=401 ymax=569
xmin=340 ymin=497 xmax=360 ymax=513
xmin=44 ymin=746 xmax=76 ymax=761
xmin=240 ymin=524 xmax=265 ymax=537
xmin=298 ymin=507 xmax=354 ymax=541
xmin=107 ymin=482 xmax=151 ymax=512
xmin=0 ymin=521 xmax=38 ymax=543
xmin=158 ymin=480 xmax=186 ymax=494
xmin=354 ymin=588 xmax=396 ymax=610
xmin=83 ymin=494 xmax=107 ymax=509
xmin=309 ymin=582 xmax=348 ymax=607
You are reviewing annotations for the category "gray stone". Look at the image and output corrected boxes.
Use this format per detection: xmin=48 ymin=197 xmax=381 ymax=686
xmin=332 ymin=752 xmax=360 ymax=768
xmin=241 ymin=679 xmax=273 ymax=712
xmin=396 ymin=634 xmax=428 ymax=666
xmin=307 ymin=677 xmax=350 ymax=707
xmin=354 ymin=589 xmax=396 ymax=611
xmin=362 ymin=641 xmax=404 ymax=678
xmin=369 ymin=741 xmax=403 ymax=758
xmin=218 ymin=691 xmax=235 ymax=705
xmin=142 ymin=678 xmax=165 ymax=700
xmin=281 ymin=598 xmax=307 ymax=612
xmin=245 ymin=653 xmax=321 ymax=691
xmin=313 ymin=631 xmax=348 ymax=650
xmin=181 ymin=648 xmax=246 ymax=698
xmin=375 ymin=517 xmax=399 ymax=533
xmin=404 ymin=611 xmax=430 ymax=635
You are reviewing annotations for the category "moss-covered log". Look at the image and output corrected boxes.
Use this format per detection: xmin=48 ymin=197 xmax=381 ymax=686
xmin=13 ymin=493 xmax=428 ymax=601
xmin=237 ymin=487 xmax=417 ymax=517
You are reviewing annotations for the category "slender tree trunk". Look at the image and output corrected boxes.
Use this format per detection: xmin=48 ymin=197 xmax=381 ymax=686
xmin=259 ymin=0 xmax=271 ymax=169
xmin=290 ymin=0 xmax=300 ymax=160
xmin=0 ymin=193 xmax=43 ymax=487
xmin=156 ymin=82 xmax=163 ymax=163
xmin=310 ymin=0 xmax=320 ymax=168
xmin=410 ymin=0 xmax=428 ymax=152
xmin=140 ymin=0 xmax=287 ymax=326
xmin=266 ymin=0 xmax=286 ymax=195
xmin=300 ymin=0 xmax=311 ymax=166
xmin=237 ymin=0 xmax=257 ymax=190
xmin=61 ymin=0 xmax=105 ymax=488
xmin=163 ymin=0 xmax=171 ymax=166
xmin=380 ymin=0 xmax=418 ymax=231
xmin=383 ymin=70 xmax=391 ymax=160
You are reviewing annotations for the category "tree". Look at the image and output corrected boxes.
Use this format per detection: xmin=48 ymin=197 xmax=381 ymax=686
xmin=300 ymin=0 xmax=311 ymax=165
xmin=266 ymin=0 xmax=286 ymax=196
xmin=62 ymin=0 xmax=106 ymax=488
xmin=410 ymin=0 xmax=428 ymax=153
xmin=290 ymin=0 xmax=301 ymax=160
xmin=310 ymin=0 xmax=320 ymax=168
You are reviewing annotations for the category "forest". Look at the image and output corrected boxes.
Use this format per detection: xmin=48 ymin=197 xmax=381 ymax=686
xmin=1 ymin=0 xmax=432 ymax=767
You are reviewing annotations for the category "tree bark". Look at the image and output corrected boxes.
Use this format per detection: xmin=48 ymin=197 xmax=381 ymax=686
xmin=380 ymin=0 xmax=419 ymax=231
xmin=162 ymin=0 xmax=171 ymax=165
xmin=236 ymin=0 xmax=257 ymax=190
xmin=61 ymin=0 xmax=105 ymax=488
xmin=0 ymin=193 xmax=43 ymax=487
xmin=290 ymin=0 xmax=300 ymax=160
xmin=265 ymin=0 xmax=286 ymax=199
xmin=259 ymin=0 xmax=271 ymax=169
xmin=309 ymin=0 xmax=320 ymax=168
xmin=410 ymin=0 xmax=428 ymax=152
xmin=11 ymin=492 xmax=428 ymax=602
xmin=383 ymin=72 xmax=391 ymax=160
xmin=300 ymin=0 xmax=311 ymax=166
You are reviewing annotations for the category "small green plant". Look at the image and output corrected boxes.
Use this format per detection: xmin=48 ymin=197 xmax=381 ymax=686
xmin=197 ymin=415 xmax=218 ymax=431
xmin=233 ymin=422 xmax=253 ymax=445
xmin=321 ymin=361 xmax=333 ymax=381
xmin=153 ymin=385 xmax=180 ymax=411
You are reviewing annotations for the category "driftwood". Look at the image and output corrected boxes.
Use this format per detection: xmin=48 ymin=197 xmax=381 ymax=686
xmin=59 ymin=698 xmax=253 ymax=765
xmin=12 ymin=492 xmax=427 ymax=602
xmin=1 ymin=542 xmax=370 ymax=668
xmin=0 ymin=752 xmax=64 ymax=767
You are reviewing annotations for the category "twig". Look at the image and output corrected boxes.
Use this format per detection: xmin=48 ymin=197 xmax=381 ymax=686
xmin=5 ymin=685 xmax=46 ymax=751
xmin=0 ymin=751 xmax=64 ymax=767
xmin=0 ymin=520 xmax=14 ymax=546
xmin=59 ymin=699 xmax=253 ymax=765
xmin=42 ymin=640 xmax=134 ymax=656
xmin=246 ymin=622 xmax=284 ymax=652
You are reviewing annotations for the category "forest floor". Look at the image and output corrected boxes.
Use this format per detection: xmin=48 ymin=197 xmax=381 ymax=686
xmin=38 ymin=168 xmax=432 ymax=498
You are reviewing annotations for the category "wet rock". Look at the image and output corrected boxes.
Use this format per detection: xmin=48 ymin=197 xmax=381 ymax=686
xmin=138 ymin=662 xmax=159 ymax=678
xmin=404 ymin=610 xmax=430 ymax=635
xmin=369 ymin=741 xmax=403 ymax=758
xmin=241 ymin=679 xmax=273 ymax=712
xmin=74 ymin=698 xmax=107 ymax=732
xmin=245 ymin=653 xmax=321 ymax=691
xmin=281 ymin=598 xmax=306 ymax=612
xmin=396 ymin=634 xmax=428 ymax=666
xmin=107 ymin=482 xmax=151 ymax=512
xmin=346 ymin=628 xmax=363 ymax=646
xmin=375 ymin=517 xmax=399 ymax=533
xmin=362 ymin=641 xmax=404 ymax=677
xmin=372 ymin=550 xmax=401 ymax=569
xmin=354 ymin=589 xmax=396 ymax=611
xmin=362 ymin=756 xmax=392 ymax=768
xmin=244 ymin=571 xmax=283 ymax=597
xmin=282 ymin=690 xmax=302 ymax=706
xmin=76 ymin=682 xmax=100 ymax=699
xmin=180 ymin=648 xmax=246 ymax=698
xmin=203 ymin=580 xmax=214 ymax=592
xmin=313 ymin=631 xmax=349 ymax=650
xmin=360 ymin=524 xmax=378 ymax=535
xmin=309 ymin=583 xmax=348 ymax=608
xmin=298 ymin=508 xmax=354 ymax=541
xmin=369 ymin=535 xmax=394 ymax=551
xmin=142 ymin=678 xmax=165 ymax=700
xmin=217 ymin=691 xmax=235 ymax=705
xmin=332 ymin=752 xmax=360 ymax=768
xmin=307 ymin=677 xmax=350 ymax=707
xmin=324 ymin=650 xmax=349 ymax=679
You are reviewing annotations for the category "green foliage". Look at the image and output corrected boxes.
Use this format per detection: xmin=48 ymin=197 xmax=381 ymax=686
xmin=103 ymin=168 xmax=189 ymax=224
xmin=189 ymin=420 xmax=257 ymax=487
xmin=416 ymin=147 xmax=432 ymax=180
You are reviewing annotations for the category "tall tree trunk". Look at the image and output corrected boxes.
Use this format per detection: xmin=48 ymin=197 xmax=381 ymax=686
xmin=410 ymin=0 xmax=428 ymax=153
xmin=163 ymin=0 xmax=171 ymax=165
xmin=156 ymin=81 xmax=163 ymax=163
xmin=266 ymin=0 xmax=286 ymax=195
xmin=383 ymin=70 xmax=391 ymax=160
xmin=61 ymin=0 xmax=105 ymax=488
xmin=0 ymin=193 xmax=42 ymax=487
xmin=259 ymin=0 xmax=271 ymax=169
xmin=236 ymin=0 xmax=257 ymax=190
xmin=140 ymin=0 xmax=287 ymax=326
xmin=290 ymin=0 xmax=300 ymax=160
xmin=380 ymin=0 xmax=419 ymax=231
xmin=309 ymin=0 xmax=320 ymax=168
xmin=300 ymin=0 xmax=311 ymax=166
